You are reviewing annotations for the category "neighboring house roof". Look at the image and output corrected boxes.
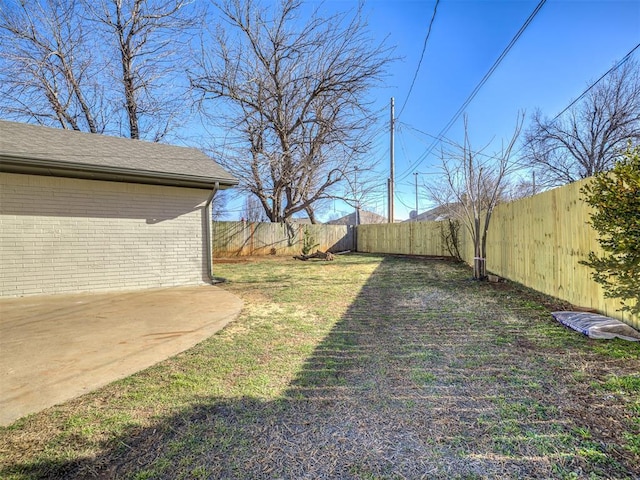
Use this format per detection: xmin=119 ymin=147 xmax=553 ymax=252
xmin=405 ymin=203 xmax=459 ymax=222
xmin=0 ymin=120 xmax=237 ymax=189
xmin=327 ymin=210 xmax=387 ymax=225
xmin=289 ymin=217 xmax=313 ymax=224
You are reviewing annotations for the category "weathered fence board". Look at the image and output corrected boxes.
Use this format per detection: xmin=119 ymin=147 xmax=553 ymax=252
xmin=212 ymin=221 xmax=354 ymax=257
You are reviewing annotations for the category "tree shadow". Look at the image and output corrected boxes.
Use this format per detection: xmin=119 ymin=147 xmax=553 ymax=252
xmin=4 ymin=256 xmax=638 ymax=479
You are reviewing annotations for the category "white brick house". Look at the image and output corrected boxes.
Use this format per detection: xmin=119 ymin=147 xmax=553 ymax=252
xmin=0 ymin=120 xmax=237 ymax=296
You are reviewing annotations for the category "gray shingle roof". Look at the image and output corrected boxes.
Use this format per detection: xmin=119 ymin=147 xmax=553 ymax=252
xmin=404 ymin=203 xmax=459 ymax=222
xmin=0 ymin=120 xmax=237 ymax=189
xmin=327 ymin=210 xmax=387 ymax=225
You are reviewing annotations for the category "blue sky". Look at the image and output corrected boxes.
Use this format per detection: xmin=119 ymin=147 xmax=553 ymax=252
xmin=292 ymin=0 xmax=639 ymax=222
xmin=2 ymin=0 xmax=638 ymax=222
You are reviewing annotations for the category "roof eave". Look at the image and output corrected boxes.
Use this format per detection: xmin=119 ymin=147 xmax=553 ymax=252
xmin=0 ymin=155 xmax=238 ymax=190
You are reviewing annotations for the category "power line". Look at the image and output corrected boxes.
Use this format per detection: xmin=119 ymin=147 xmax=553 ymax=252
xmin=397 ymin=0 xmax=547 ymax=182
xmin=397 ymin=0 xmax=440 ymax=120
xmin=400 ymin=121 xmax=517 ymax=164
xmin=393 ymin=23 xmax=638 ymax=211
xmin=400 ymin=121 xmax=463 ymax=151
xmin=394 ymin=190 xmax=415 ymax=212
xmin=551 ymin=42 xmax=640 ymax=122
xmin=503 ymin=42 xmax=640 ymax=169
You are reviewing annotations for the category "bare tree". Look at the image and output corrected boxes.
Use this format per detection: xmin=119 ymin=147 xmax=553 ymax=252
xmin=338 ymin=166 xmax=386 ymax=225
xmin=427 ymin=115 xmax=523 ymax=279
xmin=191 ymin=0 xmax=391 ymax=223
xmin=0 ymin=0 xmax=198 ymax=141
xmin=243 ymin=195 xmax=265 ymax=222
xmin=525 ymin=59 xmax=640 ymax=187
xmin=211 ymin=189 xmax=230 ymax=219
xmin=0 ymin=0 xmax=106 ymax=132
xmin=87 ymin=0 xmax=199 ymax=140
xmin=504 ymin=174 xmax=537 ymax=200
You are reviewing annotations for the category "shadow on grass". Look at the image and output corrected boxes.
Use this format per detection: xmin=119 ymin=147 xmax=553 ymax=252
xmin=4 ymin=256 xmax=639 ymax=479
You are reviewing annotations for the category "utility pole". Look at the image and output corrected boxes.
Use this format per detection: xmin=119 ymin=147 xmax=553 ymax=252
xmin=354 ymin=166 xmax=360 ymax=226
xmin=389 ymin=97 xmax=395 ymax=223
xmin=414 ymin=172 xmax=418 ymax=221
xmin=532 ymin=171 xmax=536 ymax=195
xmin=385 ymin=178 xmax=389 ymax=222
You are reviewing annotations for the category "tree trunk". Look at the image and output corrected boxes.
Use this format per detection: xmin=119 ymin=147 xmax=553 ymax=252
xmin=305 ymin=206 xmax=317 ymax=224
xmin=473 ymin=216 xmax=486 ymax=279
xmin=120 ymin=47 xmax=139 ymax=139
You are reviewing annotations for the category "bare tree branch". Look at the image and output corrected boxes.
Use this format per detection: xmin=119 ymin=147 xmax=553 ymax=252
xmin=0 ymin=0 xmax=200 ymax=142
xmin=87 ymin=0 xmax=200 ymax=140
xmin=0 ymin=0 xmax=105 ymax=132
xmin=426 ymin=114 xmax=524 ymax=279
xmin=191 ymin=0 xmax=392 ymax=223
xmin=525 ymin=59 xmax=640 ymax=187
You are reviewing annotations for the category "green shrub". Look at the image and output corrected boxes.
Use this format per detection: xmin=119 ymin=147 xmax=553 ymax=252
xmin=301 ymin=227 xmax=319 ymax=255
xmin=581 ymin=146 xmax=640 ymax=315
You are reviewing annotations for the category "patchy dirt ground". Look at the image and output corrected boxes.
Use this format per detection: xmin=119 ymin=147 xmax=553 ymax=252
xmin=1 ymin=255 xmax=639 ymax=479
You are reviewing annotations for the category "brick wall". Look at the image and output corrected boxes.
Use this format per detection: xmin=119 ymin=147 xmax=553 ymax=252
xmin=0 ymin=173 xmax=211 ymax=296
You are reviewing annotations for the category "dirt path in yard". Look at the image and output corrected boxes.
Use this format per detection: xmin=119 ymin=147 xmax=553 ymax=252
xmin=2 ymin=255 xmax=638 ymax=479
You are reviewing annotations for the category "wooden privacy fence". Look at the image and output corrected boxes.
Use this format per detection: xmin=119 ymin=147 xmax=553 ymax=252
xmin=212 ymin=221 xmax=355 ymax=257
xmin=358 ymin=178 xmax=638 ymax=329
xmin=357 ymin=221 xmax=449 ymax=256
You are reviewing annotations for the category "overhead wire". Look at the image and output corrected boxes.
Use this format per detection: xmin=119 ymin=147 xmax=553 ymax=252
xmin=389 ymin=6 xmax=637 ymax=213
xmin=400 ymin=121 xmax=518 ymax=165
xmin=394 ymin=190 xmax=416 ymax=211
xmin=396 ymin=0 xmax=440 ymax=120
xmin=502 ymin=42 xmax=640 ymax=171
xmin=403 ymin=40 xmax=640 ymax=171
xmin=550 ymin=42 xmax=640 ymax=122
xmin=396 ymin=0 xmax=548 ymax=182
xmin=394 ymin=39 xmax=640 ymax=209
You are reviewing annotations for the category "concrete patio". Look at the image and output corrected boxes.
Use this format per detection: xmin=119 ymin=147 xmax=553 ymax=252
xmin=0 ymin=285 xmax=243 ymax=426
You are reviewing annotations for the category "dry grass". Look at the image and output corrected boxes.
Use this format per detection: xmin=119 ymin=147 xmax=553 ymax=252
xmin=1 ymin=254 xmax=639 ymax=479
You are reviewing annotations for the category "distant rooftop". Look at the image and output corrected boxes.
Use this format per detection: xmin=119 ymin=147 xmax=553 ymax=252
xmin=327 ymin=210 xmax=387 ymax=225
xmin=404 ymin=204 xmax=459 ymax=222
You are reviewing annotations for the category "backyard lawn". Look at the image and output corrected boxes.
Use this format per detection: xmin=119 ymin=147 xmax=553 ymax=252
xmin=1 ymin=254 xmax=639 ymax=479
